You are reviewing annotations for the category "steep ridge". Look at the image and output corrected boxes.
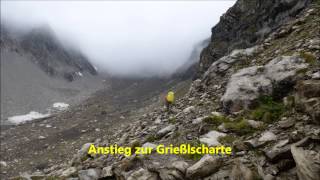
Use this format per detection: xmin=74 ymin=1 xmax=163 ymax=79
xmin=1 ymin=0 xmax=319 ymax=179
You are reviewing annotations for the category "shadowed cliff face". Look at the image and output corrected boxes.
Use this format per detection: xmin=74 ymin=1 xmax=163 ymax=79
xmin=197 ymin=0 xmax=311 ymax=77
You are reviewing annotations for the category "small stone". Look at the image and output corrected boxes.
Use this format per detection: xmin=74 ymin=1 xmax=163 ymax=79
xmin=101 ymin=166 xmax=113 ymax=178
xmin=142 ymin=142 xmax=157 ymax=149
xmin=199 ymin=130 xmax=226 ymax=146
xmin=247 ymin=120 xmax=264 ymax=129
xmin=38 ymin=136 xmax=46 ymax=139
xmin=61 ymin=167 xmax=77 ymax=177
xmin=157 ymin=125 xmax=176 ymax=138
xmin=186 ymin=155 xmax=222 ymax=179
xmin=183 ymin=106 xmax=195 ymax=114
xmin=258 ymin=131 xmax=277 ymax=142
xmin=278 ymin=119 xmax=294 ymax=129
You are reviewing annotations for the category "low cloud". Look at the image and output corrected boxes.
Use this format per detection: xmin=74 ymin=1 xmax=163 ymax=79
xmin=1 ymin=1 xmax=235 ymax=77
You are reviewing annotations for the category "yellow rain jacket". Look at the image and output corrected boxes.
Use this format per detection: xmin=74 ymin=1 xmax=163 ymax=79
xmin=166 ymin=91 xmax=175 ymax=103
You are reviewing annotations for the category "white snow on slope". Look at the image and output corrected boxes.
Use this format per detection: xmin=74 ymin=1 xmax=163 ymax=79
xmin=8 ymin=111 xmax=50 ymax=124
xmin=53 ymin=102 xmax=70 ymax=111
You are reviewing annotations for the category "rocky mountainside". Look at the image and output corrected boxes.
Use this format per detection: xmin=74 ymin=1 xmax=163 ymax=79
xmin=1 ymin=0 xmax=319 ymax=179
xmin=1 ymin=24 xmax=97 ymax=81
xmin=197 ymin=0 xmax=311 ymax=77
xmin=0 ymin=24 xmax=103 ymax=125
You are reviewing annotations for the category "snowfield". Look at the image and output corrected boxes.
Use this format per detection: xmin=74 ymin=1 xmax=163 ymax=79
xmin=8 ymin=111 xmax=50 ymax=124
xmin=52 ymin=102 xmax=70 ymax=111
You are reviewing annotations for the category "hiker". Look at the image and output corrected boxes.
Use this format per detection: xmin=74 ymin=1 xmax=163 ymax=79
xmin=165 ymin=91 xmax=175 ymax=111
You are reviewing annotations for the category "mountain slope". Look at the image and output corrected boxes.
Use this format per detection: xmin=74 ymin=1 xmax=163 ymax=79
xmin=0 ymin=24 xmax=103 ymax=125
xmin=1 ymin=0 xmax=319 ymax=179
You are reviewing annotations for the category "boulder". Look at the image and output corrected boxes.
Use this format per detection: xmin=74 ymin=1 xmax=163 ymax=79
xmin=78 ymin=168 xmax=101 ymax=180
xmin=186 ymin=155 xmax=222 ymax=179
xmin=222 ymin=55 xmax=308 ymax=113
xmin=258 ymin=131 xmax=277 ymax=142
xmin=199 ymin=130 xmax=226 ymax=146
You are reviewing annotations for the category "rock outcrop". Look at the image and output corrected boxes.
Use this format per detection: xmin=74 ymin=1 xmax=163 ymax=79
xmin=197 ymin=0 xmax=311 ymax=76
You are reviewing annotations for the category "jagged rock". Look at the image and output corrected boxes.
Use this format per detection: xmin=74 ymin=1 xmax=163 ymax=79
xmin=247 ymin=120 xmax=264 ymax=129
xmin=78 ymin=168 xmax=101 ymax=180
xmin=157 ymin=125 xmax=176 ymax=138
xmin=100 ymin=166 xmax=114 ymax=178
xmin=291 ymin=139 xmax=320 ymax=180
xmin=127 ymin=168 xmax=157 ymax=180
xmin=264 ymin=145 xmax=292 ymax=163
xmin=295 ymin=80 xmax=320 ymax=124
xmin=203 ymin=46 xmax=259 ymax=80
xmin=258 ymin=131 xmax=277 ymax=142
xmin=186 ymin=155 xmax=222 ymax=179
xmin=61 ymin=167 xmax=77 ymax=177
xmin=222 ymin=55 xmax=308 ymax=113
xmin=199 ymin=130 xmax=226 ymax=146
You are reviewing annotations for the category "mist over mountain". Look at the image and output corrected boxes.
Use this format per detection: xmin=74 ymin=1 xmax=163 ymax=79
xmin=1 ymin=1 xmax=235 ymax=77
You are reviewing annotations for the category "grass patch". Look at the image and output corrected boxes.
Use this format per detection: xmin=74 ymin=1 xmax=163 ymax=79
xmin=203 ymin=115 xmax=230 ymax=126
xmin=218 ymin=135 xmax=236 ymax=145
xmin=169 ymin=117 xmax=176 ymax=124
xmin=300 ymin=51 xmax=317 ymax=65
xmin=224 ymin=119 xmax=255 ymax=136
xmin=250 ymin=96 xmax=285 ymax=123
xmin=146 ymin=134 xmax=157 ymax=142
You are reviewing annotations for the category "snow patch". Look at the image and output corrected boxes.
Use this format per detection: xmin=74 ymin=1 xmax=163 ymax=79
xmin=8 ymin=111 xmax=50 ymax=124
xmin=77 ymin=72 xmax=83 ymax=77
xmin=53 ymin=102 xmax=70 ymax=111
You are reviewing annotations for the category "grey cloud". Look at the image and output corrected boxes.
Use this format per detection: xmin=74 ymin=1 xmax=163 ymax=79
xmin=1 ymin=1 xmax=235 ymax=77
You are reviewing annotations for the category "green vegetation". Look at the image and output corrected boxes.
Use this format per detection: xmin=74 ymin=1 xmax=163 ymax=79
xmin=250 ymin=96 xmax=285 ymax=123
xmin=203 ymin=115 xmax=230 ymax=126
xmin=146 ymin=134 xmax=157 ymax=142
xmin=218 ymin=135 xmax=236 ymax=145
xmin=300 ymin=51 xmax=317 ymax=65
xmin=224 ymin=119 xmax=255 ymax=136
xmin=169 ymin=117 xmax=177 ymax=124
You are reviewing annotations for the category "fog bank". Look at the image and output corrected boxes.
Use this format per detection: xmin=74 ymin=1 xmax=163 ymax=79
xmin=1 ymin=1 xmax=235 ymax=77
